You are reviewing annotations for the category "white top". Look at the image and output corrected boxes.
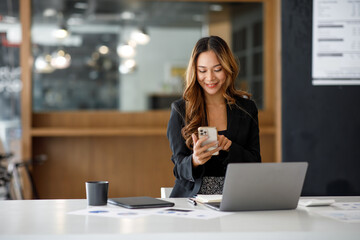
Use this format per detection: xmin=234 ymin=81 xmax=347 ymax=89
xmin=1 ymin=197 xmax=360 ymax=240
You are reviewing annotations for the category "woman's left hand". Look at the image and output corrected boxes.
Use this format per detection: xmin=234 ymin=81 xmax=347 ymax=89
xmin=218 ymin=135 xmax=232 ymax=152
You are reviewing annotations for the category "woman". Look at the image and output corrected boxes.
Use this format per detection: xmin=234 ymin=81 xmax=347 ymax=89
xmin=167 ymin=36 xmax=261 ymax=198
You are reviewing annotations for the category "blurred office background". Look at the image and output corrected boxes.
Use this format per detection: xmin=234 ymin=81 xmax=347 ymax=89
xmin=0 ymin=0 xmax=358 ymax=199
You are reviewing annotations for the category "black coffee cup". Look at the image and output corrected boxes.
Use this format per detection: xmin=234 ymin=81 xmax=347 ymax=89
xmin=86 ymin=181 xmax=109 ymax=206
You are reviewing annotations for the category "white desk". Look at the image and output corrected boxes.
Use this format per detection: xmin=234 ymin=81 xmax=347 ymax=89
xmin=1 ymin=197 xmax=359 ymax=240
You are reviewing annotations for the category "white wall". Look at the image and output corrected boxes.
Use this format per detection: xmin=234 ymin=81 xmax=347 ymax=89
xmin=119 ymin=27 xmax=202 ymax=111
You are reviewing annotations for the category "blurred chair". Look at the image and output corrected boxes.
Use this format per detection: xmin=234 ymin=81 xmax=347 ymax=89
xmin=160 ymin=187 xmax=173 ymax=198
xmin=0 ymin=119 xmax=21 ymax=155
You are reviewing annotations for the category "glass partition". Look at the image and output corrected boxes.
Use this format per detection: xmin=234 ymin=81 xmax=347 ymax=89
xmin=0 ymin=0 xmax=21 ymax=120
xmin=0 ymin=0 xmax=22 ymax=163
xmin=31 ymin=0 xmax=263 ymax=112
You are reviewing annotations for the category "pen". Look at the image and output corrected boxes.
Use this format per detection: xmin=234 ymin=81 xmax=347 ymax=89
xmin=187 ymin=198 xmax=197 ymax=206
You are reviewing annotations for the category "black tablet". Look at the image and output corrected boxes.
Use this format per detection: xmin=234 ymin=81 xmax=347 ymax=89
xmin=108 ymin=196 xmax=175 ymax=209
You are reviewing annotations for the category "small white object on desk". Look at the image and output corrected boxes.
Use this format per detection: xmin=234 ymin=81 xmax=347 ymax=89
xmin=298 ymin=199 xmax=335 ymax=207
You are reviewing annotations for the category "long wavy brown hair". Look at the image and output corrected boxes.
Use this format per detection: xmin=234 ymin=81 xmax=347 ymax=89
xmin=182 ymin=36 xmax=250 ymax=149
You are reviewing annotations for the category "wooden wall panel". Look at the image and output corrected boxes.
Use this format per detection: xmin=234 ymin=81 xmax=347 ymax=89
xmin=32 ymin=111 xmax=171 ymax=128
xmin=32 ymin=136 xmax=175 ymax=199
xmin=259 ymin=134 xmax=275 ymax=163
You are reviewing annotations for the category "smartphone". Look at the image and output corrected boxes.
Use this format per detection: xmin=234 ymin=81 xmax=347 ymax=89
xmin=198 ymin=127 xmax=219 ymax=155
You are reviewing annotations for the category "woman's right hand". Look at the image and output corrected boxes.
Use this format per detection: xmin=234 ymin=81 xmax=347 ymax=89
xmin=191 ymin=133 xmax=221 ymax=167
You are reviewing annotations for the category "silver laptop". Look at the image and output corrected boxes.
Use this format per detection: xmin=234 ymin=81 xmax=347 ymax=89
xmin=204 ymin=162 xmax=308 ymax=211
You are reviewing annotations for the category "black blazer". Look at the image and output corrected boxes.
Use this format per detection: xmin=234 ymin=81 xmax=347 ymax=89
xmin=166 ymin=97 xmax=261 ymax=197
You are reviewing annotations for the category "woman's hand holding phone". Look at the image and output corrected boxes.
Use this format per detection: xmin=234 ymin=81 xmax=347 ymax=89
xmin=192 ymin=127 xmax=221 ymax=167
xmin=198 ymin=127 xmax=219 ymax=155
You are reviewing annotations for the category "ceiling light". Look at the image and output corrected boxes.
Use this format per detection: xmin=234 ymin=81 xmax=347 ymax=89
xmin=131 ymin=29 xmax=150 ymax=45
xmin=98 ymin=45 xmax=109 ymax=55
xmin=117 ymin=43 xmax=135 ymax=58
xmin=35 ymin=54 xmax=55 ymax=73
xmin=53 ymin=25 xmax=69 ymax=39
xmin=119 ymin=60 xmax=136 ymax=74
xmin=119 ymin=64 xmax=130 ymax=74
xmin=50 ymin=50 xmax=71 ymax=69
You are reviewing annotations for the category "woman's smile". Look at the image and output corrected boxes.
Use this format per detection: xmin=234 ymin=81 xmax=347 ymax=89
xmin=205 ymin=82 xmax=219 ymax=88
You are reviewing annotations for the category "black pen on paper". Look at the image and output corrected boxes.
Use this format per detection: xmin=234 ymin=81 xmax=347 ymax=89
xmin=187 ymin=198 xmax=197 ymax=206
